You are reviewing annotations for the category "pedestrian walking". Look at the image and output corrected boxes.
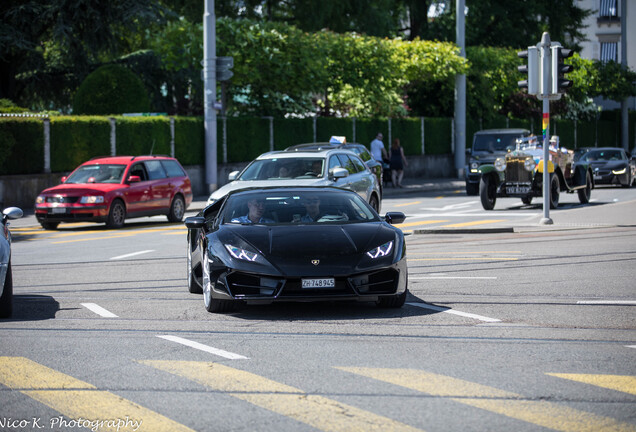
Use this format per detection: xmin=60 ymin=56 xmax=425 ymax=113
xmin=390 ymin=138 xmax=408 ymax=188
xmin=370 ymin=133 xmax=387 ymax=163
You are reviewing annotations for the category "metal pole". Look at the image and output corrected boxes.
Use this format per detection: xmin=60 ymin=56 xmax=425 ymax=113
xmin=43 ymin=118 xmax=51 ymax=173
xmin=203 ymin=0 xmax=217 ymax=193
xmin=540 ymin=32 xmax=553 ymax=225
xmin=620 ymin=0 xmax=628 ymax=151
xmin=454 ymin=0 xmax=466 ymax=179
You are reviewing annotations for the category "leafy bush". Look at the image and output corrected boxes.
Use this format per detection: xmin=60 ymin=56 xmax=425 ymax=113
xmin=0 ymin=118 xmax=43 ymax=174
xmin=73 ymin=65 xmax=151 ymax=115
xmin=50 ymin=117 xmax=111 ymax=172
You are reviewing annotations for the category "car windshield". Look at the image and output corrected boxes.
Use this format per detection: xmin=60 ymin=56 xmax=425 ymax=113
xmin=65 ymin=164 xmax=126 ymax=184
xmin=237 ymin=158 xmax=325 ymax=180
xmin=580 ymin=150 xmax=624 ymax=162
xmin=473 ymin=134 xmax=524 ymax=152
xmin=221 ymin=191 xmax=379 ymax=225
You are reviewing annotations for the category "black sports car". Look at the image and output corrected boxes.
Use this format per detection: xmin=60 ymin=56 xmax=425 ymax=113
xmin=185 ymin=187 xmax=408 ymax=313
xmin=579 ymin=147 xmax=635 ymax=187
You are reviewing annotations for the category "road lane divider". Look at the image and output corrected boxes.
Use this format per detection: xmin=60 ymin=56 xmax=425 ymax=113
xmin=156 ymin=335 xmax=248 ymax=360
xmin=337 ymin=367 xmax=636 ymax=432
xmin=81 ymin=303 xmax=118 ymax=318
xmin=139 ymin=360 xmax=423 ymax=432
xmin=110 ymin=250 xmax=155 ymax=260
xmin=547 ymin=373 xmax=636 ymax=396
xmin=0 ymin=357 xmax=195 ymax=432
xmin=406 ymin=302 xmax=501 ymax=323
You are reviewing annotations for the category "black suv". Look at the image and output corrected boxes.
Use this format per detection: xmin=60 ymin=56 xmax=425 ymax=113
xmin=465 ymin=129 xmax=531 ymax=195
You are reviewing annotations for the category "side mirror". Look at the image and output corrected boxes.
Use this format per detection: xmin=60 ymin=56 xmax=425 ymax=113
xmin=465 ymin=150 xmax=472 ymax=157
xmin=329 ymin=167 xmax=349 ymax=180
xmin=2 ymin=207 xmax=23 ymax=221
xmin=384 ymin=212 xmax=406 ymax=225
xmin=228 ymin=171 xmax=240 ymax=181
xmin=60 ymin=176 xmax=67 ymax=183
xmin=185 ymin=216 xmax=205 ymax=230
xmin=127 ymin=175 xmax=141 ymax=183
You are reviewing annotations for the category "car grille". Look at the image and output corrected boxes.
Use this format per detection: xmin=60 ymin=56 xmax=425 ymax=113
xmin=505 ymin=158 xmax=532 ymax=183
xmin=44 ymin=196 xmax=80 ymax=203
xmin=225 ymin=269 xmax=399 ymax=299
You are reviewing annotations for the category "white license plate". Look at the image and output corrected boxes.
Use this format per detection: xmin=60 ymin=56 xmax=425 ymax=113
xmin=301 ymin=278 xmax=335 ymax=289
xmin=506 ymin=186 xmax=530 ymax=195
xmin=593 ymin=175 xmax=602 ymax=180
xmin=51 ymin=208 xmax=67 ymax=214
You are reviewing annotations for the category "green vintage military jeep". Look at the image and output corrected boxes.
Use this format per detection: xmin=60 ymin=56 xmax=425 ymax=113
xmin=478 ymin=136 xmax=594 ymax=210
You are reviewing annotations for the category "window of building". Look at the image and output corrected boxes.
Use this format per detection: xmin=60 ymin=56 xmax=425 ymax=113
xmin=600 ymin=41 xmax=618 ymax=62
xmin=599 ymin=0 xmax=618 ymax=18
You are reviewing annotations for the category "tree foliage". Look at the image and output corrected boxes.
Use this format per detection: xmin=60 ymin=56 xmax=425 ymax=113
xmin=73 ymin=64 xmax=150 ymax=115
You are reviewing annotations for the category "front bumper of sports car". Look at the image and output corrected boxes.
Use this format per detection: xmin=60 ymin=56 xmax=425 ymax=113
xmin=209 ymin=259 xmax=407 ymax=304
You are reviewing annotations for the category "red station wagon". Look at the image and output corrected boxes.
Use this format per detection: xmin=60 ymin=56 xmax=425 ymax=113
xmin=35 ymin=155 xmax=193 ymax=230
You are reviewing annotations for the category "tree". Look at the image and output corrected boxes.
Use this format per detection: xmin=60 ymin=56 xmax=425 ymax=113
xmin=0 ymin=0 xmax=166 ymax=109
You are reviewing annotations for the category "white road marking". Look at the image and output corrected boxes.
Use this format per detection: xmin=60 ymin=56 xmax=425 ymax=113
xmin=577 ymin=300 xmax=636 ymax=305
xmin=110 ymin=250 xmax=155 ymax=260
xmin=407 ymin=302 xmax=501 ymax=323
xmin=157 ymin=335 xmax=249 ymax=360
xmin=626 ymin=346 xmax=636 ymax=349
xmin=81 ymin=303 xmax=118 ymax=318
xmin=410 ymin=276 xmax=497 ymax=280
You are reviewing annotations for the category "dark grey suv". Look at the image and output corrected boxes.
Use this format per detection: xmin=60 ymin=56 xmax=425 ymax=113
xmin=465 ymin=129 xmax=531 ymax=195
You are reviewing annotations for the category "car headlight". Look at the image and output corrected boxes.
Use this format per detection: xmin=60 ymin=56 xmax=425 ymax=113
xmin=79 ymin=196 xmax=104 ymax=204
xmin=470 ymin=162 xmax=479 ymax=170
xmin=35 ymin=196 xmax=44 ymax=204
xmin=366 ymin=241 xmax=393 ymax=259
xmin=225 ymin=244 xmax=258 ymax=262
xmin=524 ymin=157 xmax=536 ymax=171
xmin=494 ymin=158 xmax=506 ymax=172
xmin=612 ymin=168 xmax=627 ymax=175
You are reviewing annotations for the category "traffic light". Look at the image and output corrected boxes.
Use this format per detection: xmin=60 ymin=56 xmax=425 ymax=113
xmin=216 ymin=56 xmax=234 ymax=81
xmin=551 ymin=46 xmax=574 ymax=94
xmin=517 ymin=46 xmax=540 ymax=96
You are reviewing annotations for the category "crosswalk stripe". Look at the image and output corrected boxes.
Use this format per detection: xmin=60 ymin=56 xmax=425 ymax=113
xmin=547 ymin=373 xmax=636 ymax=396
xmin=337 ymin=367 xmax=636 ymax=432
xmin=0 ymin=357 xmax=194 ymax=432
xmin=140 ymin=360 xmax=423 ymax=432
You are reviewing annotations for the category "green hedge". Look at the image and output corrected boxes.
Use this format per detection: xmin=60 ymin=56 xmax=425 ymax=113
xmin=1 ymin=114 xmax=633 ymax=175
xmin=175 ymin=116 xmax=204 ymax=165
xmin=0 ymin=118 xmax=43 ymax=175
xmin=115 ymin=117 xmax=171 ymax=156
xmin=50 ymin=117 xmax=111 ymax=172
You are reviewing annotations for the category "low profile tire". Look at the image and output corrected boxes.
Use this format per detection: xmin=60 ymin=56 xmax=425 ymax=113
xmin=187 ymin=234 xmax=202 ymax=294
xmin=202 ymin=249 xmax=237 ymax=313
xmin=377 ymin=288 xmax=408 ymax=308
xmin=578 ymin=172 xmax=592 ymax=204
xmin=479 ymin=175 xmax=496 ymax=210
xmin=466 ymin=182 xmax=479 ymax=196
xmin=369 ymin=195 xmax=380 ymax=213
xmin=106 ymin=199 xmax=126 ymax=228
xmin=168 ymin=194 xmax=186 ymax=222
xmin=40 ymin=221 xmax=59 ymax=230
xmin=521 ymin=196 xmax=533 ymax=205
xmin=0 ymin=261 xmax=13 ymax=318
xmin=549 ymin=174 xmax=560 ymax=209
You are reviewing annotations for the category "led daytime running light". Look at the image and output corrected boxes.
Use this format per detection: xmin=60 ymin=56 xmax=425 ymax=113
xmin=366 ymin=241 xmax=393 ymax=259
xmin=225 ymin=244 xmax=258 ymax=262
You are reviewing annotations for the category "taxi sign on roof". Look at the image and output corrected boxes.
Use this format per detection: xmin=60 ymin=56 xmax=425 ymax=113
xmin=329 ymin=136 xmax=346 ymax=144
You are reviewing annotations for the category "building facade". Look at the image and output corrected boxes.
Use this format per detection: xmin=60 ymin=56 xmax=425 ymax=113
xmin=577 ymin=0 xmax=635 ymax=109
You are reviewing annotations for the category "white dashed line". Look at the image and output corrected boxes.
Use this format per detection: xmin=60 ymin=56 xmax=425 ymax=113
xmin=110 ymin=250 xmax=155 ymax=260
xmin=407 ymin=302 xmax=501 ymax=323
xmin=157 ymin=335 xmax=249 ymax=360
xmin=81 ymin=303 xmax=118 ymax=318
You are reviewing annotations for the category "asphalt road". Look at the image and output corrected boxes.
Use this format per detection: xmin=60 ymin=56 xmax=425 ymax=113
xmin=1 ymin=184 xmax=635 ymax=432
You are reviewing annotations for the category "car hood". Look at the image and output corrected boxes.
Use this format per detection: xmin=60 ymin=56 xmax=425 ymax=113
xmin=469 ymin=150 xmax=509 ymax=163
xmin=208 ymin=179 xmax=333 ymax=203
xmin=215 ymin=222 xmax=399 ymax=275
xmin=588 ymin=160 xmax=627 ymax=170
xmin=39 ymin=183 xmax=123 ymax=196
